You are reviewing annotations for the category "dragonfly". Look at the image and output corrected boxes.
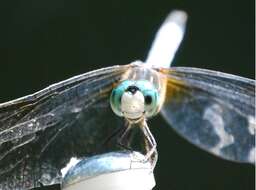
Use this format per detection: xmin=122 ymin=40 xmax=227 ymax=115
xmin=0 ymin=10 xmax=255 ymax=190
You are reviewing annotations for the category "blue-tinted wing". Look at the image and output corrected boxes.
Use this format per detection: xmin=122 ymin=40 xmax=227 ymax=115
xmin=158 ymin=67 xmax=255 ymax=164
xmin=0 ymin=65 xmax=130 ymax=190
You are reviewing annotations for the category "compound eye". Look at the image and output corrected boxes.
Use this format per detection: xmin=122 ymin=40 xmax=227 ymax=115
xmin=110 ymin=80 xmax=134 ymax=117
xmin=143 ymin=89 xmax=159 ymax=117
xmin=145 ymin=95 xmax=152 ymax=105
xmin=110 ymin=88 xmax=123 ymax=116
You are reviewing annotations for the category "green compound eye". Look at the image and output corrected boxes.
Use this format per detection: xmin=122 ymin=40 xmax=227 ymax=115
xmin=134 ymin=80 xmax=159 ymax=117
xmin=142 ymin=89 xmax=159 ymax=117
xmin=110 ymin=80 xmax=134 ymax=117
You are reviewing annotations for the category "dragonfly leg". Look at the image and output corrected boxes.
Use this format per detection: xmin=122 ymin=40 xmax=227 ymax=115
xmin=100 ymin=123 xmax=126 ymax=148
xmin=117 ymin=122 xmax=133 ymax=151
xmin=140 ymin=119 xmax=158 ymax=169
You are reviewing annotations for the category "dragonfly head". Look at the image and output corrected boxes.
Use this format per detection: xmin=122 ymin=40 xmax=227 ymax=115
xmin=110 ymin=80 xmax=160 ymax=122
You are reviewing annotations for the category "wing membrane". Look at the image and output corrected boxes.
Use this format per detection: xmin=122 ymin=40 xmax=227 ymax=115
xmin=0 ymin=65 xmax=130 ymax=190
xmin=158 ymin=67 xmax=255 ymax=163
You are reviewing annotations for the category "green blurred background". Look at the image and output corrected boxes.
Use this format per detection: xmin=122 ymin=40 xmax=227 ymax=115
xmin=0 ymin=0 xmax=254 ymax=190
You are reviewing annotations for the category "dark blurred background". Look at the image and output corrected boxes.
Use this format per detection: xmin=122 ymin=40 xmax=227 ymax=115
xmin=0 ymin=0 xmax=254 ymax=190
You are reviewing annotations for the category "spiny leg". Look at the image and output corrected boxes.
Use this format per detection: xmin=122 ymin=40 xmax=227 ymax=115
xmin=140 ymin=119 xmax=158 ymax=169
xmin=99 ymin=123 xmax=126 ymax=149
xmin=117 ymin=121 xmax=133 ymax=151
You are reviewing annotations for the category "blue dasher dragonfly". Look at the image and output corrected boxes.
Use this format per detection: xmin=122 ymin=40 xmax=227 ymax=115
xmin=0 ymin=10 xmax=255 ymax=190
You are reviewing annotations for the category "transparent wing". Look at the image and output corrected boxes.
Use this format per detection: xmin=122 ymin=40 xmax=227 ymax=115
xmin=157 ymin=67 xmax=255 ymax=164
xmin=0 ymin=65 xmax=130 ymax=190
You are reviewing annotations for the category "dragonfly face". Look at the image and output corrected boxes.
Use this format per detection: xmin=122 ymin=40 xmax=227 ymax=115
xmin=0 ymin=10 xmax=254 ymax=190
xmin=110 ymin=79 xmax=160 ymax=120
xmin=110 ymin=62 xmax=165 ymax=122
